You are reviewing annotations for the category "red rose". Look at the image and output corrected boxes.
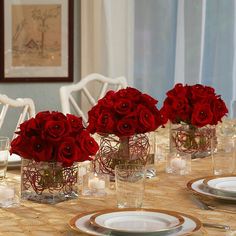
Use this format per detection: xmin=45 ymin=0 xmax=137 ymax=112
xmin=191 ymin=103 xmax=213 ymax=127
xmin=160 ymin=107 xmax=169 ymax=125
xmin=114 ymin=98 xmax=133 ymax=115
xmin=167 ymin=83 xmax=187 ymax=98
xmin=51 ymin=111 xmax=67 ymax=121
xmin=116 ymin=118 xmax=136 ymax=136
xmin=87 ymin=105 xmax=101 ymax=133
xmin=57 ymin=137 xmax=78 ymax=166
xmin=87 ymin=87 xmax=165 ymax=135
xmin=163 ymin=97 xmax=190 ymax=123
xmin=163 ymin=83 xmax=228 ymax=127
xmin=116 ymin=87 xmax=141 ymax=102
xmin=97 ymin=110 xmax=115 ymax=133
xmin=211 ymin=97 xmax=228 ymax=124
xmin=35 ymin=111 xmax=51 ymax=120
xmin=31 ymin=137 xmax=53 ymax=162
xmin=98 ymin=91 xmax=115 ymax=108
xmin=67 ymin=114 xmax=84 ymax=134
xmin=43 ymin=120 xmax=70 ymax=141
xmin=10 ymin=135 xmax=32 ymax=159
xmin=18 ymin=118 xmax=39 ymax=137
xmin=141 ymin=94 xmax=158 ymax=106
xmin=10 ymin=110 xmax=95 ymax=166
xmin=137 ymin=104 xmax=156 ymax=132
xmin=190 ymin=84 xmax=215 ymax=103
xmin=76 ymin=130 xmax=99 ymax=156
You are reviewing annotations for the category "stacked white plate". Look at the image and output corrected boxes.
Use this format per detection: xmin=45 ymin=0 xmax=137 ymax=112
xmin=69 ymin=208 xmax=202 ymax=236
xmin=8 ymin=154 xmax=21 ymax=168
xmin=187 ymin=175 xmax=236 ymax=201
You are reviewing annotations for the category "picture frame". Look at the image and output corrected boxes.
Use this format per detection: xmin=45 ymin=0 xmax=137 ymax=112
xmin=0 ymin=0 xmax=74 ymax=82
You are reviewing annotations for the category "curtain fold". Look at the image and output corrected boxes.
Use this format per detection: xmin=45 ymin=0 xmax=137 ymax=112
xmin=81 ymin=0 xmax=236 ymax=117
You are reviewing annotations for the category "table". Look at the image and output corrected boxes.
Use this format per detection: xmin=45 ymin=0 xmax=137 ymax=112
xmin=1 ymin=156 xmax=235 ymax=236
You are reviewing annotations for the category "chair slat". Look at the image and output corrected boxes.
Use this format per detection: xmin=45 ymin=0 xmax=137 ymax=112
xmin=60 ymin=73 xmax=128 ymax=125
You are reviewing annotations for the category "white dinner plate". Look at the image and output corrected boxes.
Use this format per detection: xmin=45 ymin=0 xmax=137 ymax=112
xmin=8 ymin=154 xmax=21 ymax=167
xmin=203 ymin=176 xmax=236 ymax=197
xmin=187 ymin=177 xmax=236 ymax=201
xmin=90 ymin=209 xmax=184 ymax=234
xmin=69 ymin=210 xmax=202 ymax=236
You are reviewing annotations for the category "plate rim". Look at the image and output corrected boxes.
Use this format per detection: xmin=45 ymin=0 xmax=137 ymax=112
xmin=68 ymin=209 xmax=202 ymax=236
xmin=89 ymin=208 xmax=185 ymax=234
xmin=203 ymin=175 xmax=236 ymax=195
xmin=173 ymin=211 xmax=202 ymax=236
xmin=68 ymin=210 xmax=109 ymax=236
xmin=186 ymin=176 xmax=236 ymax=201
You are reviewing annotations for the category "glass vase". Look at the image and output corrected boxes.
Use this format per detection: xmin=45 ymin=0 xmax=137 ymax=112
xmin=93 ymin=133 xmax=150 ymax=180
xmin=21 ymin=159 xmax=78 ymax=204
xmin=170 ymin=123 xmax=216 ymax=159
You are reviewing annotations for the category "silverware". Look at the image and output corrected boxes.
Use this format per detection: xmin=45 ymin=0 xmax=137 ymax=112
xmin=190 ymin=195 xmax=236 ymax=214
xmin=203 ymin=222 xmax=231 ymax=230
xmin=146 ymin=167 xmax=156 ymax=178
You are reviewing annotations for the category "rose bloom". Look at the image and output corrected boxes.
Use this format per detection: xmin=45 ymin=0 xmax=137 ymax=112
xmin=191 ymin=103 xmax=213 ymax=127
xmin=76 ymin=130 xmax=99 ymax=156
xmin=87 ymin=87 xmax=165 ymax=136
xmin=10 ymin=111 xmax=98 ymax=167
xmin=162 ymin=83 xmax=228 ymax=127
xmin=43 ymin=119 xmax=70 ymax=142
xmin=96 ymin=110 xmax=115 ymax=133
xmin=57 ymin=137 xmax=78 ymax=167
xmin=136 ymin=104 xmax=156 ymax=132
xmin=114 ymin=98 xmax=133 ymax=115
xmin=116 ymin=118 xmax=137 ymax=136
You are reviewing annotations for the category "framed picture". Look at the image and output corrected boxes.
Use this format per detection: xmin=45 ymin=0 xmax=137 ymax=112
xmin=0 ymin=0 xmax=74 ymax=82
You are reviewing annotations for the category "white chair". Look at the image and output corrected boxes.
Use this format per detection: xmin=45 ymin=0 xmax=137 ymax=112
xmin=60 ymin=73 xmax=128 ymax=125
xmin=0 ymin=94 xmax=36 ymax=140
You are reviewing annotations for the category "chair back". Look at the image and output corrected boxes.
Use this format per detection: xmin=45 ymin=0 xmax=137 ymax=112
xmin=60 ymin=73 xmax=128 ymax=125
xmin=0 ymin=94 xmax=36 ymax=140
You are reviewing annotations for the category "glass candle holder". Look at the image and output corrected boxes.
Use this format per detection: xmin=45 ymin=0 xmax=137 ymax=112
xmin=82 ymin=172 xmax=109 ymax=197
xmin=78 ymin=161 xmax=91 ymax=185
xmin=166 ymin=152 xmax=191 ymax=175
xmin=0 ymin=183 xmax=20 ymax=208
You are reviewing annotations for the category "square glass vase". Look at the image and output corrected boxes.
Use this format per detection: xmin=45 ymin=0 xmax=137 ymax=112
xmin=21 ymin=159 xmax=78 ymax=204
xmin=93 ymin=133 xmax=150 ymax=180
xmin=170 ymin=123 xmax=216 ymax=159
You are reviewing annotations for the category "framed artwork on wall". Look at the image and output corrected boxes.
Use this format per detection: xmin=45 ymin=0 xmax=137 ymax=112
xmin=0 ymin=0 xmax=74 ymax=82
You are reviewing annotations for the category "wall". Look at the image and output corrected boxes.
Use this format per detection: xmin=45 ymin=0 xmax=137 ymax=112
xmin=0 ymin=1 xmax=81 ymax=138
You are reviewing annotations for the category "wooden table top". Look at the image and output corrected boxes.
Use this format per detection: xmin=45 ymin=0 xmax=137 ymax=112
xmin=1 ymin=156 xmax=235 ymax=236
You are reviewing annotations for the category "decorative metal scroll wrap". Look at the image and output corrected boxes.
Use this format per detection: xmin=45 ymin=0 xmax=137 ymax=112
xmin=21 ymin=159 xmax=78 ymax=204
xmin=170 ymin=123 xmax=216 ymax=159
xmin=93 ymin=133 xmax=150 ymax=180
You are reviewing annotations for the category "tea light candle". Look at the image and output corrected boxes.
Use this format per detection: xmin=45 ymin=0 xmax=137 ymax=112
xmin=88 ymin=176 xmax=105 ymax=190
xmin=0 ymin=185 xmax=14 ymax=202
xmin=170 ymin=157 xmax=186 ymax=170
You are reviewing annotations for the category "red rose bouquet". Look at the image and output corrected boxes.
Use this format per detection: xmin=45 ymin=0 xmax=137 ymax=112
xmin=10 ymin=111 xmax=99 ymax=167
xmin=161 ymin=83 xmax=228 ymax=127
xmin=87 ymin=87 xmax=165 ymax=177
xmin=87 ymin=87 xmax=165 ymax=136
xmin=162 ymin=83 xmax=228 ymax=158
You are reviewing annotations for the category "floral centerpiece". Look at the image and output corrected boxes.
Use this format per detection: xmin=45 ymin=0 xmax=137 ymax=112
xmin=87 ymin=87 xmax=165 ymax=177
xmin=10 ymin=111 xmax=99 ymax=203
xmin=161 ymin=83 xmax=228 ymax=158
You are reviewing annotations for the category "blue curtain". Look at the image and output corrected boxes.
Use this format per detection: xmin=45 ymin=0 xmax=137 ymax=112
xmin=134 ymin=0 xmax=236 ymax=117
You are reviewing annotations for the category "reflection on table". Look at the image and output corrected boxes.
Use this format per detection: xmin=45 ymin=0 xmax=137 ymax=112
xmin=0 ymin=156 xmax=233 ymax=236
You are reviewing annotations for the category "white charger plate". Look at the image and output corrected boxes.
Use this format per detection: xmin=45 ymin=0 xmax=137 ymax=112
xmin=203 ymin=176 xmax=236 ymax=197
xmin=187 ymin=177 xmax=236 ymax=201
xmin=69 ymin=209 xmax=202 ymax=236
xmin=90 ymin=209 xmax=184 ymax=234
xmin=8 ymin=154 xmax=21 ymax=167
